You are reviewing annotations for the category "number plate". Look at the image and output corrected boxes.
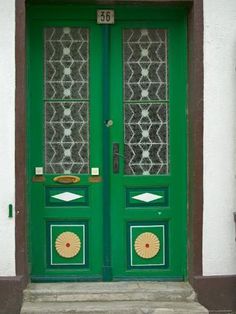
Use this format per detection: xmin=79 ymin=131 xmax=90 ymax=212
xmin=97 ymin=10 xmax=115 ymax=24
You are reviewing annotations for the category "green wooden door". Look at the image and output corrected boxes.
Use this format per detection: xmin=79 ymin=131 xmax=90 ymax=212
xmin=27 ymin=6 xmax=187 ymax=281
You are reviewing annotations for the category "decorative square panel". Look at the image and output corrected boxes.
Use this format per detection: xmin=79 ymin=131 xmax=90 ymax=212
xmin=47 ymin=222 xmax=87 ymax=267
xmin=128 ymin=223 xmax=168 ymax=268
xmin=45 ymin=27 xmax=89 ymax=100
xmin=45 ymin=102 xmax=89 ymax=174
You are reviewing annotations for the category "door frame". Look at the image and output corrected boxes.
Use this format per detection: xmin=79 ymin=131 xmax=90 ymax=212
xmin=27 ymin=8 xmax=187 ymax=281
xmin=15 ymin=0 xmax=203 ymax=288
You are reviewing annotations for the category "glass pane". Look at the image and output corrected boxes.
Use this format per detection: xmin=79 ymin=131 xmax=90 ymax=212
xmin=45 ymin=27 xmax=89 ymax=100
xmin=44 ymin=28 xmax=89 ymax=174
xmin=123 ymin=29 xmax=169 ymax=175
xmin=124 ymin=103 xmax=169 ymax=175
xmin=123 ymin=29 xmax=168 ymax=101
xmin=45 ymin=102 xmax=89 ymax=174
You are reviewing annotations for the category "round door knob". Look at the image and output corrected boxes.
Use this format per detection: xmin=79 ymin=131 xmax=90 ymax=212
xmin=105 ymin=120 xmax=113 ymax=127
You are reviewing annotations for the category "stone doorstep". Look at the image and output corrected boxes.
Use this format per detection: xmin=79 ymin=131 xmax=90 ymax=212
xmin=21 ymin=282 xmax=209 ymax=313
xmin=23 ymin=282 xmax=196 ymax=303
xmin=21 ymin=300 xmax=208 ymax=314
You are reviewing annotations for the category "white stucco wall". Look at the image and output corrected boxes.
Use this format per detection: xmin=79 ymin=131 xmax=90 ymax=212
xmin=0 ymin=0 xmax=15 ymax=276
xmin=203 ymin=0 xmax=236 ymax=275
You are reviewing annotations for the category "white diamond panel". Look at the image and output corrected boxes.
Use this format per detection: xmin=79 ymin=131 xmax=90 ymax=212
xmin=132 ymin=192 xmax=163 ymax=203
xmin=51 ymin=192 xmax=84 ymax=202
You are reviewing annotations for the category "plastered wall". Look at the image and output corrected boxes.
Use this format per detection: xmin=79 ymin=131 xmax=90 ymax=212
xmin=0 ymin=0 xmax=15 ymax=276
xmin=203 ymin=0 xmax=236 ymax=275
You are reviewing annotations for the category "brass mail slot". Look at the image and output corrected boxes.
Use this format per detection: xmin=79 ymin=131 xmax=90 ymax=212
xmin=53 ymin=176 xmax=80 ymax=184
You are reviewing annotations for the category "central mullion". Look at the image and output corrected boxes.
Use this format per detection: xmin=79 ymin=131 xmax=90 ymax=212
xmin=102 ymin=25 xmax=112 ymax=281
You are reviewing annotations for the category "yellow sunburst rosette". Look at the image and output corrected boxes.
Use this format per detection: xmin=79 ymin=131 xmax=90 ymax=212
xmin=55 ymin=231 xmax=81 ymax=258
xmin=134 ymin=232 xmax=160 ymax=259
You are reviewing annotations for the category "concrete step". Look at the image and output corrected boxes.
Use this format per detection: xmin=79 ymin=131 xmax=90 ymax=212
xmin=23 ymin=282 xmax=196 ymax=303
xmin=21 ymin=300 xmax=208 ymax=314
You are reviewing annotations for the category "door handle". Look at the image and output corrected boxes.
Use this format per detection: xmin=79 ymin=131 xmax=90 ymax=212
xmin=113 ymin=143 xmax=120 ymax=173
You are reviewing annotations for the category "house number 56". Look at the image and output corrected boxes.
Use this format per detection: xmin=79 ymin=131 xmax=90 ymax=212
xmin=97 ymin=10 xmax=115 ymax=24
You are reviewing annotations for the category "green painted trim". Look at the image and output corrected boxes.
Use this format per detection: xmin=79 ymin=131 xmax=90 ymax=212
xmin=31 ymin=276 xmax=102 ymax=282
xmin=113 ymin=276 xmax=184 ymax=282
xmin=102 ymin=25 xmax=112 ymax=281
xmin=44 ymin=99 xmax=89 ymax=102
xmin=27 ymin=5 xmax=187 ymax=21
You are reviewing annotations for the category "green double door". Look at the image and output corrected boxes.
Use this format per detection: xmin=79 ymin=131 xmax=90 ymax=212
xmin=28 ymin=6 xmax=187 ymax=281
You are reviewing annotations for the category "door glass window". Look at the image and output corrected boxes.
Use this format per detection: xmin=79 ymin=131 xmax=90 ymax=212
xmin=44 ymin=27 xmax=89 ymax=174
xmin=123 ymin=29 xmax=169 ymax=175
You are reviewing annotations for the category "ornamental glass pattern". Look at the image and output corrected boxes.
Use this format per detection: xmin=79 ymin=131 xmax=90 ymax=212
xmin=123 ymin=29 xmax=169 ymax=175
xmin=44 ymin=27 xmax=89 ymax=174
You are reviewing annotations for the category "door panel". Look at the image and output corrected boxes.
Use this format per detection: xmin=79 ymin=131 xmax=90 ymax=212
xmin=110 ymin=20 xmax=187 ymax=279
xmin=28 ymin=19 xmax=104 ymax=280
xmin=27 ymin=6 xmax=187 ymax=281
